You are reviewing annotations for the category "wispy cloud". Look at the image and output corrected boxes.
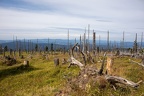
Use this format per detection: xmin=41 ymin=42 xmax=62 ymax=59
xmin=0 ymin=0 xmax=144 ymax=41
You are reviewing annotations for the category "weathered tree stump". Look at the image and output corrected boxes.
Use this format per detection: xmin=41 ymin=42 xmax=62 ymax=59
xmin=4 ymin=56 xmax=16 ymax=66
xmin=23 ymin=60 xmax=29 ymax=67
xmin=62 ymin=58 xmax=67 ymax=64
xmin=54 ymin=58 xmax=59 ymax=66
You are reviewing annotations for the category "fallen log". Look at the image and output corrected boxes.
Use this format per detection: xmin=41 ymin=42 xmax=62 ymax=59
xmin=129 ymin=59 xmax=144 ymax=68
xmin=67 ymin=43 xmax=142 ymax=91
xmin=105 ymin=75 xmax=141 ymax=88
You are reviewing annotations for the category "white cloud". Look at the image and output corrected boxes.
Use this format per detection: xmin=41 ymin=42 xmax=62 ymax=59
xmin=0 ymin=0 xmax=144 ymax=41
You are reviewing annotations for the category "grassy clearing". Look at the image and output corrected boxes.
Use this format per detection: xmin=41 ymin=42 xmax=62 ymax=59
xmin=0 ymin=52 xmax=80 ymax=96
xmin=0 ymin=52 xmax=144 ymax=96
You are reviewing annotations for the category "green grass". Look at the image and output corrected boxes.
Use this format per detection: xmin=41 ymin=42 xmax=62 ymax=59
xmin=0 ymin=52 xmax=80 ymax=96
xmin=0 ymin=52 xmax=144 ymax=96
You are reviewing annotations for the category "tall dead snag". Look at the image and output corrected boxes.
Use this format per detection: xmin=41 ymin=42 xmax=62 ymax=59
xmin=67 ymin=29 xmax=70 ymax=52
xmin=68 ymin=43 xmax=85 ymax=70
xmin=133 ymin=33 xmax=138 ymax=53
xmin=93 ymin=31 xmax=96 ymax=55
xmin=107 ymin=31 xmax=110 ymax=50
xmin=140 ymin=32 xmax=143 ymax=49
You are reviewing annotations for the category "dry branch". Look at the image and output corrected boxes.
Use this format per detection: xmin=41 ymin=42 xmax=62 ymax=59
xmin=76 ymin=46 xmax=86 ymax=65
xmin=105 ymin=75 xmax=140 ymax=88
xmin=98 ymin=52 xmax=107 ymax=75
xmin=68 ymin=43 xmax=84 ymax=70
xmin=129 ymin=59 xmax=144 ymax=68
xmin=66 ymin=50 xmax=142 ymax=95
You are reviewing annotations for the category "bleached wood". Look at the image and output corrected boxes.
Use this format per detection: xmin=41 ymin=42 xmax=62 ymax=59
xmin=105 ymin=75 xmax=139 ymax=88
xmin=68 ymin=43 xmax=84 ymax=70
xmin=129 ymin=59 xmax=144 ymax=67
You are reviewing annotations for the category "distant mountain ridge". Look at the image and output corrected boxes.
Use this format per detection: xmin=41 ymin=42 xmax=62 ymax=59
xmin=0 ymin=39 xmax=143 ymax=50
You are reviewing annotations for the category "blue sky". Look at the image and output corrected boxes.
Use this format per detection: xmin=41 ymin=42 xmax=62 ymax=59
xmin=0 ymin=0 xmax=144 ymax=42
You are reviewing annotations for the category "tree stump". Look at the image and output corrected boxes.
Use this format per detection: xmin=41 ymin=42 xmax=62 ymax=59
xmin=45 ymin=55 xmax=49 ymax=60
xmin=23 ymin=60 xmax=29 ymax=67
xmin=54 ymin=58 xmax=59 ymax=66
xmin=62 ymin=58 xmax=67 ymax=64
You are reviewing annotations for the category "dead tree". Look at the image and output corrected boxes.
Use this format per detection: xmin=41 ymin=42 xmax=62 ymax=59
xmin=107 ymin=31 xmax=110 ymax=50
xmin=68 ymin=43 xmax=85 ymax=69
xmin=140 ymin=32 xmax=143 ymax=49
xmin=105 ymin=75 xmax=140 ymax=88
xmin=98 ymin=52 xmax=107 ymax=75
xmin=18 ymin=49 xmax=21 ymax=57
xmin=9 ymin=49 xmax=12 ymax=56
xmin=68 ymin=43 xmax=142 ymax=89
xmin=3 ymin=49 xmax=5 ymax=57
xmin=129 ymin=59 xmax=144 ymax=68
xmin=133 ymin=33 xmax=138 ymax=53
xmin=93 ymin=31 xmax=96 ymax=55
xmin=67 ymin=29 xmax=70 ymax=50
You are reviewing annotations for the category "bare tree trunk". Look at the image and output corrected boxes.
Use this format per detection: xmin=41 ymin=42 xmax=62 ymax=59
xmin=3 ymin=49 xmax=5 ymax=57
xmin=18 ymin=49 xmax=21 ymax=57
xmin=93 ymin=31 xmax=96 ymax=55
xmin=105 ymin=75 xmax=140 ymax=88
xmin=68 ymin=29 xmax=69 ymax=51
xmin=13 ymin=35 xmax=15 ymax=51
xmin=107 ymin=31 xmax=109 ymax=51
xmin=141 ymin=32 xmax=143 ymax=49
xmin=10 ymin=49 xmax=12 ymax=56
xmin=80 ymin=35 xmax=82 ymax=51
xmin=122 ymin=31 xmax=125 ymax=52
xmin=88 ymin=24 xmax=90 ymax=52
xmin=16 ymin=36 xmax=18 ymax=52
